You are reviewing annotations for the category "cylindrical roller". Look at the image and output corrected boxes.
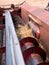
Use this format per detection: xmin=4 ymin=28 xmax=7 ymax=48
xmin=26 ymin=53 xmax=44 ymax=65
xmin=20 ymin=37 xmax=39 ymax=50
xmin=23 ymin=47 xmax=46 ymax=62
xmin=22 ymin=42 xmax=34 ymax=52
xmin=32 ymin=47 xmax=46 ymax=61
xmin=23 ymin=47 xmax=33 ymax=62
xmin=20 ymin=37 xmax=46 ymax=64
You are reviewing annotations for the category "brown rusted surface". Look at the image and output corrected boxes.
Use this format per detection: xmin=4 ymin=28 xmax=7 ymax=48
xmin=0 ymin=24 xmax=5 ymax=30
xmin=0 ymin=47 xmax=5 ymax=53
xmin=0 ymin=16 xmax=4 ymax=20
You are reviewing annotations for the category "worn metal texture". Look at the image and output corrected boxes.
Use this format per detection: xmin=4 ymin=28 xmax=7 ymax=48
xmin=5 ymin=10 xmax=25 ymax=65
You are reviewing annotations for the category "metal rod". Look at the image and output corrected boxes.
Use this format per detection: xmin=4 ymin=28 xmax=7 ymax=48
xmin=5 ymin=10 xmax=25 ymax=65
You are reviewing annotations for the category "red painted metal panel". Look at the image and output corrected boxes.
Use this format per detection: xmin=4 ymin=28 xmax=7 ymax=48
xmin=40 ymin=27 xmax=49 ymax=58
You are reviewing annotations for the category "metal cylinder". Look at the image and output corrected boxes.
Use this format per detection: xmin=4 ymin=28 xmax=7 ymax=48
xmin=31 ymin=47 xmax=46 ymax=61
xmin=20 ymin=37 xmax=39 ymax=51
xmin=23 ymin=47 xmax=46 ymax=62
xmin=20 ymin=37 xmax=46 ymax=63
xmin=23 ymin=47 xmax=34 ymax=62
xmin=26 ymin=53 xmax=44 ymax=65
xmin=22 ymin=42 xmax=34 ymax=52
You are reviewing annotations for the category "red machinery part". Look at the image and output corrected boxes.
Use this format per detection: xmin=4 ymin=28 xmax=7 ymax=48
xmin=23 ymin=47 xmax=46 ymax=62
xmin=32 ymin=47 xmax=46 ymax=61
xmin=26 ymin=53 xmax=44 ymax=65
xmin=20 ymin=37 xmax=46 ymax=62
xmin=38 ymin=62 xmax=49 ymax=65
xmin=20 ymin=37 xmax=46 ymax=65
xmin=20 ymin=37 xmax=39 ymax=48
xmin=20 ymin=37 xmax=39 ymax=62
xmin=21 ymin=42 xmax=34 ymax=52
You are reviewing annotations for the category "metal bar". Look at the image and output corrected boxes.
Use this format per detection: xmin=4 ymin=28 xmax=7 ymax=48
xmin=5 ymin=10 xmax=25 ymax=65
